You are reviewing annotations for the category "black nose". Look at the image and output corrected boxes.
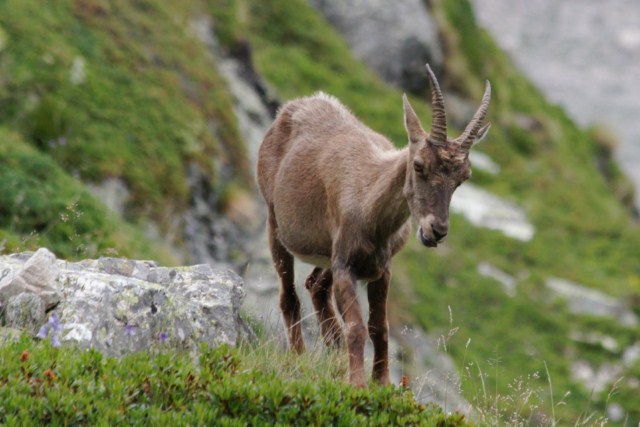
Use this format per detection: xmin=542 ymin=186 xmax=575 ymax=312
xmin=432 ymin=224 xmax=448 ymax=241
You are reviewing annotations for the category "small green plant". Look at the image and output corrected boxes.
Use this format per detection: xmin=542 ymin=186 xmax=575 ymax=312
xmin=0 ymin=335 xmax=472 ymax=426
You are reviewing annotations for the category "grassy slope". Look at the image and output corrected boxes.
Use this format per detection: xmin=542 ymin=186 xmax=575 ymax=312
xmin=0 ymin=337 xmax=469 ymax=426
xmin=0 ymin=0 xmax=249 ymax=260
xmin=214 ymin=0 xmax=640 ymax=423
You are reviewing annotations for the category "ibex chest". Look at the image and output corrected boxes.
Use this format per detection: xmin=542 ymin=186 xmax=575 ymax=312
xmin=347 ymin=249 xmax=389 ymax=281
xmin=344 ymin=227 xmax=407 ymax=278
xmin=289 ymin=244 xmax=389 ymax=280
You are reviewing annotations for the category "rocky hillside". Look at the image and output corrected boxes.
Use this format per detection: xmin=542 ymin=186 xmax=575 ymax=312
xmin=1 ymin=0 xmax=639 ymax=424
xmin=0 ymin=0 xmax=255 ymax=264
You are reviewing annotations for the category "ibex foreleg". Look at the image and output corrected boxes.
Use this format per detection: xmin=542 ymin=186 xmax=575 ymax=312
xmin=367 ymin=269 xmax=391 ymax=385
xmin=333 ymin=267 xmax=367 ymax=387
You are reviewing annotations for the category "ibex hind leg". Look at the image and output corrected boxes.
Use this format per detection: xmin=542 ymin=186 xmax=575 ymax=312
xmin=305 ymin=268 xmax=342 ymax=348
xmin=267 ymin=210 xmax=305 ymax=354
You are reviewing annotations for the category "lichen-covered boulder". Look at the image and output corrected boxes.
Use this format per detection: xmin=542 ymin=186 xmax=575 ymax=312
xmin=0 ymin=248 xmax=61 ymax=309
xmin=0 ymin=250 xmax=252 ymax=356
xmin=5 ymin=292 xmax=46 ymax=333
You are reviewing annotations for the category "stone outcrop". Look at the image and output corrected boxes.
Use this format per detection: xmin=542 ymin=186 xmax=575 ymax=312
xmin=450 ymin=183 xmax=536 ymax=241
xmin=546 ymin=277 xmax=638 ymax=327
xmin=394 ymin=326 xmax=471 ymax=415
xmin=183 ymin=15 xmax=275 ymax=271
xmin=0 ymin=248 xmax=61 ymax=309
xmin=308 ymin=0 xmax=444 ymax=94
xmin=0 ymin=249 xmax=251 ymax=356
xmin=5 ymin=292 xmax=46 ymax=334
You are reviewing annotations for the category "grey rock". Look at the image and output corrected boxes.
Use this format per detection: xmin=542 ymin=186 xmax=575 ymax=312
xmin=607 ymin=403 xmax=625 ymax=423
xmin=0 ymin=248 xmax=61 ymax=309
xmin=56 ymin=261 xmax=248 ymax=356
xmin=569 ymin=330 xmax=619 ymax=353
xmin=445 ymin=92 xmax=483 ymax=131
xmin=570 ymin=359 xmax=624 ymax=394
xmin=214 ymin=44 xmax=274 ymax=167
xmin=0 ymin=250 xmax=253 ymax=356
xmin=182 ymin=16 xmax=273 ymax=270
xmin=5 ymin=293 xmax=46 ymax=332
xmin=70 ymin=56 xmax=86 ymax=85
xmin=622 ymin=342 xmax=640 ymax=366
xmin=396 ymin=327 xmax=471 ymax=415
xmin=183 ymin=162 xmax=252 ymax=267
xmin=546 ymin=277 xmax=638 ymax=327
xmin=469 ymin=151 xmax=501 ymax=175
xmin=450 ymin=183 xmax=535 ymax=241
xmin=86 ymin=178 xmax=130 ymax=216
xmin=477 ymin=262 xmax=516 ymax=296
xmin=308 ymin=0 xmax=444 ymax=92
xmin=95 ymin=257 xmax=139 ymax=277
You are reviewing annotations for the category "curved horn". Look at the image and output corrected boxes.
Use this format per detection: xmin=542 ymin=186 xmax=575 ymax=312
xmin=425 ymin=64 xmax=447 ymax=146
xmin=457 ymin=80 xmax=491 ymax=150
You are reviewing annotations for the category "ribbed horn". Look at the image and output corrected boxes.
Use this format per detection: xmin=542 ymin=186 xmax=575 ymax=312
xmin=425 ymin=64 xmax=447 ymax=146
xmin=457 ymin=80 xmax=491 ymax=150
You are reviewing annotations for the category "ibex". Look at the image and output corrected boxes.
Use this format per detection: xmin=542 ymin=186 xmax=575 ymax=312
xmin=257 ymin=65 xmax=491 ymax=387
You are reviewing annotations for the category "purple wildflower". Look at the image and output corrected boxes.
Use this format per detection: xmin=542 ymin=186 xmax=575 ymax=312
xmin=51 ymin=335 xmax=61 ymax=348
xmin=124 ymin=324 xmax=136 ymax=336
xmin=37 ymin=313 xmax=63 ymax=347
xmin=49 ymin=313 xmax=62 ymax=334
xmin=158 ymin=332 xmax=169 ymax=342
xmin=36 ymin=326 xmax=48 ymax=339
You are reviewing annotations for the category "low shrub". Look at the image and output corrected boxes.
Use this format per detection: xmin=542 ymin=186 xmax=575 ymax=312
xmin=0 ymin=336 xmax=471 ymax=426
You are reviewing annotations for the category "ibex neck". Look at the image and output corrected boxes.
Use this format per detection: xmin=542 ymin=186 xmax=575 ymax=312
xmin=365 ymin=147 xmax=411 ymax=237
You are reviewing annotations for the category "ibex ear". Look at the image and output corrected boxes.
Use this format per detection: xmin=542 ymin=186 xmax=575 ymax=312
xmin=403 ymin=94 xmax=425 ymax=144
xmin=471 ymin=123 xmax=491 ymax=148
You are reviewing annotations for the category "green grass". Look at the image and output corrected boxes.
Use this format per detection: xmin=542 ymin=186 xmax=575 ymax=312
xmin=0 ymin=336 xmax=470 ymax=426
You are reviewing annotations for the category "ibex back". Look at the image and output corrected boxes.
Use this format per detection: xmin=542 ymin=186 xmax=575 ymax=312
xmin=256 ymin=65 xmax=491 ymax=387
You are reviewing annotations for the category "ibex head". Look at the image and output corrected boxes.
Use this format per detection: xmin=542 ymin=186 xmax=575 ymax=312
xmin=402 ymin=64 xmax=491 ymax=247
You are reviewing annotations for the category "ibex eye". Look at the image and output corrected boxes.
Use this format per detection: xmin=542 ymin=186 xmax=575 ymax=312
xmin=413 ymin=161 xmax=424 ymax=173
